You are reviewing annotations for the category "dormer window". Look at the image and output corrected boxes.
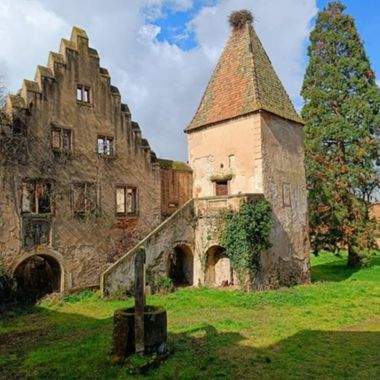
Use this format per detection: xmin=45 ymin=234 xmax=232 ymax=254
xmin=97 ymin=135 xmax=114 ymax=156
xmin=76 ymin=85 xmax=90 ymax=103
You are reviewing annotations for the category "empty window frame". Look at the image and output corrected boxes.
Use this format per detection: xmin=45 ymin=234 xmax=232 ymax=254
xmin=51 ymin=127 xmax=72 ymax=151
xmin=72 ymin=182 xmax=97 ymax=216
xmin=97 ymin=136 xmax=114 ymax=156
xmin=215 ymin=180 xmax=229 ymax=196
xmin=115 ymin=186 xmax=138 ymax=216
xmin=21 ymin=181 xmax=52 ymax=214
xmin=76 ymin=85 xmax=90 ymax=103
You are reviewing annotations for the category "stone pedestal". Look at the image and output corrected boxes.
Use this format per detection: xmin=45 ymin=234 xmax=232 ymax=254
xmin=110 ymin=305 xmax=168 ymax=364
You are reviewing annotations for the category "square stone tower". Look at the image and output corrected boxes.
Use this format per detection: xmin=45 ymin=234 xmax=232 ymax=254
xmin=185 ymin=11 xmax=310 ymax=288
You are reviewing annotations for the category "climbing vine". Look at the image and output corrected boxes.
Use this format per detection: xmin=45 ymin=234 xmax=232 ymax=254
xmin=220 ymin=198 xmax=272 ymax=286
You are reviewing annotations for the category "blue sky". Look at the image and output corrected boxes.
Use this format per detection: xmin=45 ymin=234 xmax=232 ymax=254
xmin=156 ymin=1 xmax=380 ymax=79
xmin=317 ymin=0 xmax=380 ymax=79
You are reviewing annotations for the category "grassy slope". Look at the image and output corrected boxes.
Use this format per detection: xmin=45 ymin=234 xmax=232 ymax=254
xmin=1 ymin=252 xmax=380 ymax=380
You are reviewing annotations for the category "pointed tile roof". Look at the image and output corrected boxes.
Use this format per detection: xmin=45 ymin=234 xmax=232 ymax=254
xmin=185 ymin=14 xmax=303 ymax=132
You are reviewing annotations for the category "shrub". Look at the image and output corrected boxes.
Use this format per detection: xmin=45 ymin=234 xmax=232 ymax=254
xmin=62 ymin=290 xmax=100 ymax=303
xmin=221 ymin=198 xmax=272 ymax=287
xmin=155 ymin=276 xmax=174 ymax=295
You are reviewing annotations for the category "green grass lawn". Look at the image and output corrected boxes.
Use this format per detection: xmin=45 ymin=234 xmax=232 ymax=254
xmin=1 ymin=252 xmax=380 ymax=380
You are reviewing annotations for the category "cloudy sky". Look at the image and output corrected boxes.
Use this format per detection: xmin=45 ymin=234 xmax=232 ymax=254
xmin=0 ymin=0 xmax=379 ymax=161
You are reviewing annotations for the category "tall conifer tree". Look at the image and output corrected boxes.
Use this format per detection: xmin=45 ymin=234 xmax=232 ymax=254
xmin=301 ymin=1 xmax=380 ymax=267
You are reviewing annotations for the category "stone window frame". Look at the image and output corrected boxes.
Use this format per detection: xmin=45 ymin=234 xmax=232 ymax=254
xmin=97 ymin=135 xmax=114 ymax=157
xmin=115 ymin=184 xmax=139 ymax=218
xmin=21 ymin=179 xmax=54 ymax=215
xmin=71 ymin=181 xmax=99 ymax=218
xmin=76 ymin=84 xmax=91 ymax=104
xmin=51 ymin=126 xmax=73 ymax=153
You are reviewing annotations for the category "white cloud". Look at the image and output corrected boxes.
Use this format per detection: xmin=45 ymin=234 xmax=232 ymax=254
xmin=0 ymin=0 xmax=318 ymax=160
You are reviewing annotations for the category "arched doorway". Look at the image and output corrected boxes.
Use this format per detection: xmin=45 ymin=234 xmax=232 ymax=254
xmin=14 ymin=255 xmax=61 ymax=301
xmin=168 ymin=245 xmax=193 ymax=286
xmin=205 ymin=246 xmax=233 ymax=287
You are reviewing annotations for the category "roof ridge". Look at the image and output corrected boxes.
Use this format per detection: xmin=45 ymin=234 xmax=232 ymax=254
xmin=248 ymin=25 xmax=262 ymax=109
xmin=248 ymin=25 xmax=303 ymax=124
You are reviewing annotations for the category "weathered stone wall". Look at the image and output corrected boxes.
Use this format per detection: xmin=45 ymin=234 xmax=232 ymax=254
xmin=102 ymin=200 xmax=195 ymax=295
xmin=159 ymin=159 xmax=193 ymax=217
xmin=186 ymin=111 xmax=310 ymax=290
xmin=0 ymin=28 xmax=161 ymax=290
xmin=259 ymin=112 xmax=310 ymax=288
xmin=187 ymin=113 xmax=263 ymax=198
xmin=193 ymin=194 xmax=261 ymax=286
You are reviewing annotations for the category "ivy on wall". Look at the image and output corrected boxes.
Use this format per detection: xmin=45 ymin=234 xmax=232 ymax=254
xmin=220 ymin=198 xmax=272 ymax=286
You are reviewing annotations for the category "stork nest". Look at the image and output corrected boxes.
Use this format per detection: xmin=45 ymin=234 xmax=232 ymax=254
xmin=229 ymin=10 xmax=254 ymax=29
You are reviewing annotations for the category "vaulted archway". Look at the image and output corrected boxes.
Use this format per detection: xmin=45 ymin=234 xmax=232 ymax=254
xmin=14 ymin=254 xmax=61 ymax=301
xmin=168 ymin=244 xmax=193 ymax=286
xmin=205 ymin=246 xmax=233 ymax=287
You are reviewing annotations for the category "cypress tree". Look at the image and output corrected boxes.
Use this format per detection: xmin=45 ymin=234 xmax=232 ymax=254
xmin=301 ymin=1 xmax=380 ymax=267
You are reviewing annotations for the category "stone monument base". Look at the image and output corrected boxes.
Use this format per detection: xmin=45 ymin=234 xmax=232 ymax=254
xmin=110 ymin=305 xmax=168 ymax=364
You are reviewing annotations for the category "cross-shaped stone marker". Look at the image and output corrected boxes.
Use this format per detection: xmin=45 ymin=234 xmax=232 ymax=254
xmin=134 ymin=246 xmax=146 ymax=355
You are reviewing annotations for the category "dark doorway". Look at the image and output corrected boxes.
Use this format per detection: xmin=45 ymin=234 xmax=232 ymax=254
xmin=168 ymin=245 xmax=193 ymax=286
xmin=14 ymin=255 xmax=61 ymax=302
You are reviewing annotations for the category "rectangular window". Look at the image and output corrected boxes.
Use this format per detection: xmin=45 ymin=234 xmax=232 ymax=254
xmin=116 ymin=187 xmax=126 ymax=214
xmin=115 ymin=186 xmax=138 ymax=216
xmin=76 ymin=85 xmax=91 ymax=103
xmin=72 ymin=182 xmax=97 ymax=216
xmin=76 ymin=87 xmax=82 ymax=101
xmin=83 ymin=88 xmax=90 ymax=103
xmin=215 ymin=180 xmax=229 ymax=196
xmin=51 ymin=127 xmax=72 ymax=152
xmin=97 ymin=136 xmax=114 ymax=156
xmin=21 ymin=181 xmax=52 ymax=214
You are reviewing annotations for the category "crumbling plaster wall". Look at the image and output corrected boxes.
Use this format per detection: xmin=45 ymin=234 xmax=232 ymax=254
xmin=187 ymin=113 xmax=263 ymax=198
xmin=0 ymin=29 xmax=161 ymax=290
xmin=258 ymin=112 xmax=310 ymax=288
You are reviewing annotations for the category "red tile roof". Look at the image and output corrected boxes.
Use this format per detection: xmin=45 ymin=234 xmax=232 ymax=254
xmin=186 ymin=22 xmax=303 ymax=132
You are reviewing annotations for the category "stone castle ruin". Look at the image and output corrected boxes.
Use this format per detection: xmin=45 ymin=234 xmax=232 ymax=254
xmin=0 ymin=11 xmax=310 ymax=299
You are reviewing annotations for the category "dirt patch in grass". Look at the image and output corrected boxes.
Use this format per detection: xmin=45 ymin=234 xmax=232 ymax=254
xmin=0 ymin=327 xmax=49 ymax=379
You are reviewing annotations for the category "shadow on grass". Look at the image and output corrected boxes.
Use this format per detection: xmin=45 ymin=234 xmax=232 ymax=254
xmin=311 ymin=254 xmax=380 ymax=283
xmin=1 ymin=306 xmax=379 ymax=380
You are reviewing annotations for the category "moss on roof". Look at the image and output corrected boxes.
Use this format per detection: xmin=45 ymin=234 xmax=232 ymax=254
xmin=110 ymin=85 xmax=120 ymax=95
xmin=100 ymin=67 xmax=110 ymax=77
xmin=23 ymin=80 xmax=40 ymax=93
xmin=8 ymin=95 xmax=26 ymax=109
xmin=186 ymin=18 xmax=303 ymax=132
xmin=61 ymin=38 xmax=77 ymax=52
xmin=121 ymin=103 xmax=130 ymax=114
xmin=71 ymin=26 xmax=89 ymax=40
xmin=49 ymin=51 xmax=65 ymax=65
xmin=158 ymin=159 xmax=192 ymax=171
xmin=132 ymin=122 xmax=141 ymax=131
xmin=88 ymin=47 xmax=99 ymax=58
xmin=36 ymin=65 xmax=54 ymax=79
